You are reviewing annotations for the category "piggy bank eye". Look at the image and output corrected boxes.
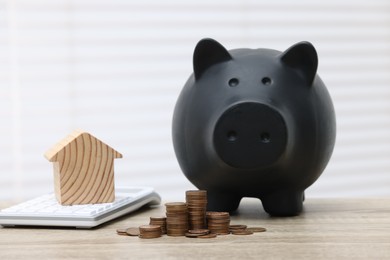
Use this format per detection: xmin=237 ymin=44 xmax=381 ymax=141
xmin=228 ymin=78 xmax=239 ymax=87
xmin=261 ymin=77 xmax=272 ymax=86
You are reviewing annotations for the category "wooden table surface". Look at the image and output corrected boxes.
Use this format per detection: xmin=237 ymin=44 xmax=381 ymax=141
xmin=1 ymin=198 xmax=390 ymax=259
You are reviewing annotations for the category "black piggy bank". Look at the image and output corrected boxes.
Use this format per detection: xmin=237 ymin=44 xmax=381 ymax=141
xmin=172 ymin=38 xmax=336 ymax=216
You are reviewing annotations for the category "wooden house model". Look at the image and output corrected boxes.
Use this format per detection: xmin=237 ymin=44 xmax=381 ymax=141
xmin=44 ymin=130 xmax=122 ymax=205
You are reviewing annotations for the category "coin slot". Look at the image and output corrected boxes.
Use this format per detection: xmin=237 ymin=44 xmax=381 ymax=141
xmin=227 ymin=131 xmax=237 ymax=142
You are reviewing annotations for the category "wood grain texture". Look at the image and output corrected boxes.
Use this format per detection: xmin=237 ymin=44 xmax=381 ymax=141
xmin=44 ymin=130 xmax=122 ymax=205
xmin=1 ymin=198 xmax=389 ymax=259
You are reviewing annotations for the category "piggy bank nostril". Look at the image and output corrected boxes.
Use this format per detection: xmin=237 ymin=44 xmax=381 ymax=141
xmin=260 ymin=132 xmax=271 ymax=143
xmin=261 ymin=77 xmax=272 ymax=86
xmin=228 ymin=78 xmax=239 ymax=87
xmin=227 ymin=131 xmax=237 ymax=142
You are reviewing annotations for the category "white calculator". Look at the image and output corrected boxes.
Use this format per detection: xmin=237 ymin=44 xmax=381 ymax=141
xmin=0 ymin=187 xmax=161 ymax=228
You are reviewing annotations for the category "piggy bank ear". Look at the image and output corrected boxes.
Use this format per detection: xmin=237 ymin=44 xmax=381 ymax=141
xmin=193 ymin=38 xmax=232 ymax=80
xmin=280 ymin=41 xmax=318 ymax=86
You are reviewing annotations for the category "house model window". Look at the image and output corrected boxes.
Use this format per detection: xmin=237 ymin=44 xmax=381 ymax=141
xmin=44 ymin=130 xmax=123 ymax=205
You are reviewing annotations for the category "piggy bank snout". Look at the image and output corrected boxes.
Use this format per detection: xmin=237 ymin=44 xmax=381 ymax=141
xmin=213 ymin=102 xmax=287 ymax=169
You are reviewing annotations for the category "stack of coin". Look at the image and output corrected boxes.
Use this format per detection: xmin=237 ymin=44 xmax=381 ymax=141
xmin=149 ymin=216 xmax=167 ymax=234
xmin=186 ymin=190 xmax=207 ymax=229
xmin=165 ymin=202 xmax=188 ymax=236
xmin=138 ymin=225 xmax=162 ymax=239
xmin=185 ymin=229 xmax=210 ymax=238
xmin=116 ymin=228 xmax=128 ymax=236
xmin=206 ymin=212 xmax=230 ymax=235
xmin=229 ymin=224 xmax=247 ymax=233
xmin=126 ymin=227 xmax=140 ymax=236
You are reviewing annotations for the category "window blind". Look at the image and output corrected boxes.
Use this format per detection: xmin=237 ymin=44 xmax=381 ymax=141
xmin=0 ymin=0 xmax=389 ymax=201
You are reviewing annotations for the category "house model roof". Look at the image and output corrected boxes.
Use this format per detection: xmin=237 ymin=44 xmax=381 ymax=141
xmin=44 ymin=130 xmax=122 ymax=162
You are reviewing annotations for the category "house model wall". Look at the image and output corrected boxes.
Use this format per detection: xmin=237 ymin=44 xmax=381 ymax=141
xmin=44 ymin=130 xmax=122 ymax=205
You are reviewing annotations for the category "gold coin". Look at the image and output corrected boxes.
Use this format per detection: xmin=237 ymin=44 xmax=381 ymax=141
xmin=206 ymin=211 xmax=229 ymax=217
xmin=247 ymin=227 xmax=267 ymax=232
xmin=139 ymin=225 xmax=162 ymax=231
xmin=116 ymin=228 xmax=128 ymax=235
xmin=229 ymin=224 xmax=247 ymax=230
xmin=186 ymin=189 xmax=207 ymax=194
xmin=126 ymin=227 xmax=140 ymax=236
xmin=216 ymin=232 xmax=230 ymax=235
xmin=198 ymin=233 xmax=217 ymax=238
xmin=232 ymin=230 xmax=253 ymax=235
xmin=167 ymin=232 xmax=186 ymax=237
xmin=188 ymin=229 xmax=209 ymax=235
xmin=139 ymin=234 xmax=161 ymax=239
xmin=165 ymin=202 xmax=187 ymax=207
xmin=185 ymin=232 xmax=201 ymax=238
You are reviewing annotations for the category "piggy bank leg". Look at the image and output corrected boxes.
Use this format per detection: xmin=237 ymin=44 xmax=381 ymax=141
xmin=261 ymin=190 xmax=304 ymax=216
xmin=206 ymin=191 xmax=241 ymax=213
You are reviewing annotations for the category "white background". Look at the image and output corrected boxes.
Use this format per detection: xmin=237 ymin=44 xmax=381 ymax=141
xmin=0 ymin=0 xmax=390 ymax=202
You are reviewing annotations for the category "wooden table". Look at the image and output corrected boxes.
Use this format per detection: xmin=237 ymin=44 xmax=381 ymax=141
xmin=1 ymin=198 xmax=390 ymax=259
